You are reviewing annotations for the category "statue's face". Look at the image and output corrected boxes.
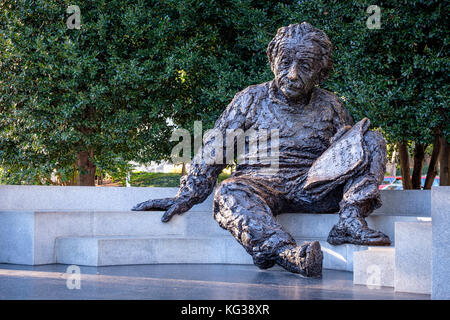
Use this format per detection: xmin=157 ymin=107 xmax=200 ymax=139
xmin=272 ymin=41 xmax=322 ymax=101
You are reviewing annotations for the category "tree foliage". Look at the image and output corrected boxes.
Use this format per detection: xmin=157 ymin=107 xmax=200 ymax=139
xmin=0 ymin=0 xmax=448 ymax=185
xmin=0 ymin=0 xmax=297 ymax=184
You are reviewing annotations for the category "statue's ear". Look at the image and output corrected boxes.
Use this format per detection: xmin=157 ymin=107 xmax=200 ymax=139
xmin=317 ymin=70 xmax=326 ymax=85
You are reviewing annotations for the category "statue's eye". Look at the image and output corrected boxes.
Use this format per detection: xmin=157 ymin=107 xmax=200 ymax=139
xmin=303 ymin=64 xmax=310 ymax=70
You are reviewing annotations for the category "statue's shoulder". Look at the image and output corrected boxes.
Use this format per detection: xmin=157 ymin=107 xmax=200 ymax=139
xmin=217 ymin=82 xmax=269 ymax=128
xmin=312 ymin=87 xmax=353 ymax=125
xmin=228 ymin=81 xmax=270 ymax=114
xmin=312 ymin=87 xmax=342 ymax=107
xmin=231 ymin=82 xmax=269 ymax=104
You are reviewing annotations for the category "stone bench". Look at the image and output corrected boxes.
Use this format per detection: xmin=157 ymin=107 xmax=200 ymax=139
xmin=0 ymin=186 xmax=431 ymax=272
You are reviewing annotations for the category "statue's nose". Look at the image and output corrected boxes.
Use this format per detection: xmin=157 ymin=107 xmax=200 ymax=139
xmin=287 ymin=64 xmax=299 ymax=81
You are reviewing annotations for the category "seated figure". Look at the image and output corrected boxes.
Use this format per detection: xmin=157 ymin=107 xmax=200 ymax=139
xmin=133 ymin=22 xmax=390 ymax=277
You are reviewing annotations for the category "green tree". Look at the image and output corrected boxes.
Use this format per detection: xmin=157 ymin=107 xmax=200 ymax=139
xmin=0 ymin=0 xmax=297 ymax=185
xmin=1 ymin=1 xmax=448 ymax=188
xmin=0 ymin=0 xmax=178 ymax=185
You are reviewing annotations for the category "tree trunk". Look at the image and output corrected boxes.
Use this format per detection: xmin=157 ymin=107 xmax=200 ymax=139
xmin=440 ymin=137 xmax=450 ymax=186
xmin=181 ymin=162 xmax=186 ymax=176
xmin=71 ymin=162 xmax=77 ymax=186
xmin=424 ymin=135 xmax=441 ymax=189
xmin=76 ymin=150 xmax=96 ymax=186
xmin=387 ymin=149 xmax=397 ymax=176
xmin=398 ymin=142 xmax=413 ymax=189
xmin=411 ymin=143 xmax=426 ymax=189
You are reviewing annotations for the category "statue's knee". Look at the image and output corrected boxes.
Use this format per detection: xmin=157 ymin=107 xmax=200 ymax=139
xmin=364 ymin=131 xmax=387 ymax=153
xmin=364 ymin=131 xmax=387 ymax=176
xmin=215 ymin=178 xmax=240 ymax=195
xmin=214 ymin=178 xmax=253 ymax=206
xmin=213 ymin=178 xmax=246 ymax=223
xmin=214 ymin=179 xmax=238 ymax=207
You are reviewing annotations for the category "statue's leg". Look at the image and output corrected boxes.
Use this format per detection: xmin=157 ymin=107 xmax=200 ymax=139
xmin=213 ymin=177 xmax=323 ymax=277
xmin=327 ymin=131 xmax=391 ymax=246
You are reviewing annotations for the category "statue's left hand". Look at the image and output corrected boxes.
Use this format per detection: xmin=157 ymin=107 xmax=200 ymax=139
xmin=132 ymin=197 xmax=175 ymax=211
xmin=131 ymin=197 xmax=191 ymax=222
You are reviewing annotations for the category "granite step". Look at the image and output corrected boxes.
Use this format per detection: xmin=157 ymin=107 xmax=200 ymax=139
xmin=55 ymin=234 xmax=373 ymax=271
xmin=353 ymin=221 xmax=433 ymax=294
xmin=394 ymin=221 xmax=432 ymax=294
xmin=353 ymin=247 xmax=395 ymax=288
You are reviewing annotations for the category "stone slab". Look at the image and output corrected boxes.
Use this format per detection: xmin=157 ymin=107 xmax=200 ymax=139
xmin=0 ymin=186 xmax=212 ymax=212
xmin=56 ymin=236 xmax=253 ymax=266
xmin=0 ymin=186 xmax=430 ymax=216
xmin=278 ymin=214 xmax=423 ymax=243
xmin=395 ymin=221 xmax=432 ymax=294
xmin=373 ymin=190 xmax=430 ymax=216
xmin=353 ymin=247 xmax=395 ymax=288
xmin=0 ymin=211 xmax=34 ymax=264
xmin=88 ymin=211 xmax=422 ymax=241
xmin=55 ymin=235 xmax=368 ymax=270
xmin=431 ymin=186 xmax=450 ymax=300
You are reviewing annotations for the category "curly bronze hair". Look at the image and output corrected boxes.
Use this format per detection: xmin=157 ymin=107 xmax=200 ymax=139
xmin=267 ymin=22 xmax=333 ymax=85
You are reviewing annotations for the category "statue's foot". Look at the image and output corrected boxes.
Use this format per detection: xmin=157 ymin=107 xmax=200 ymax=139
xmin=327 ymin=217 xmax=391 ymax=246
xmin=276 ymin=241 xmax=323 ymax=277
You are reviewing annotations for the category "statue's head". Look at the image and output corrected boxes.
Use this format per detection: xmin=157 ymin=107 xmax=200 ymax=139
xmin=267 ymin=22 xmax=333 ymax=101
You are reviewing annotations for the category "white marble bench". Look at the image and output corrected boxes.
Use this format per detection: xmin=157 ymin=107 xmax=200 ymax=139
xmin=0 ymin=186 xmax=431 ymax=272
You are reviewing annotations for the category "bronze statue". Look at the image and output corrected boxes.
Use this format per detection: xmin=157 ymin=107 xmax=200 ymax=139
xmin=133 ymin=22 xmax=390 ymax=277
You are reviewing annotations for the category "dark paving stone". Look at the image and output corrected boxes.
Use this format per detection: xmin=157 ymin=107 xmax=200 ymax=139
xmin=0 ymin=263 xmax=429 ymax=300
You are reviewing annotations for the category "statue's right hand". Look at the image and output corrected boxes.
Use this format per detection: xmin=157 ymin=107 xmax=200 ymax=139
xmin=131 ymin=197 xmax=190 ymax=223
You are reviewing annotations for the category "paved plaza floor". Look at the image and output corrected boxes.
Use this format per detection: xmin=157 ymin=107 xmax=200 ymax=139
xmin=0 ymin=263 xmax=429 ymax=300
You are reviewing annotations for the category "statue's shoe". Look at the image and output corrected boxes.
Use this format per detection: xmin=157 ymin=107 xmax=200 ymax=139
xmin=327 ymin=217 xmax=391 ymax=246
xmin=276 ymin=241 xmax=323 ymax=277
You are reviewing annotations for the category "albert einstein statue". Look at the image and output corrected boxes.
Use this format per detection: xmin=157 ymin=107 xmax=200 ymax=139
xmin=133 ymin=22 xmax=390 ymax=277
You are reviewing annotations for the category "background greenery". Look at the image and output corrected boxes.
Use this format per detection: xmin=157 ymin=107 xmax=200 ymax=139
xmin=123 ymin=171 xmax=230 ymax=187
xmin=0 ymin=0 xmax=448 ymax=187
